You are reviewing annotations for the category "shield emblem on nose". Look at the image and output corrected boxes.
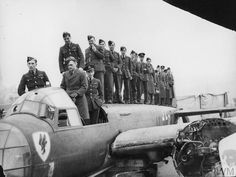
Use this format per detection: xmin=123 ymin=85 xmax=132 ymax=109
xmin=32 ymin=132 xmax=51 ymax=162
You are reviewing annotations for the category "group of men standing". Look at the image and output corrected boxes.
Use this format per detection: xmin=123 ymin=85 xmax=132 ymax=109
xmin=58 ymin=32 xmax=175 ymax=105
xmin=17 ymin=32 xmax=175 ymax=124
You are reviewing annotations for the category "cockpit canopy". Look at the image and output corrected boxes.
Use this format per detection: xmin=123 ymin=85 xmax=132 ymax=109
xmin=6 ymin=87 xmax=83 ymax=127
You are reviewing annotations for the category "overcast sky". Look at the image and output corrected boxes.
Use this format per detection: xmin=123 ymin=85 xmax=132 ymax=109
xmin=0 ymin=0 xmax=236 ymax=99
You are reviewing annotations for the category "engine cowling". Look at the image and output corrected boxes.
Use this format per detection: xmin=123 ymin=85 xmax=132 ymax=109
xmin=173 ymin=118 xmax=236 ymax=177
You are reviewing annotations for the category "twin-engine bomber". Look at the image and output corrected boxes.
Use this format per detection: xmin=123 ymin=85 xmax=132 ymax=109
xmin=1 ymin=87 xmax=236 ymax=177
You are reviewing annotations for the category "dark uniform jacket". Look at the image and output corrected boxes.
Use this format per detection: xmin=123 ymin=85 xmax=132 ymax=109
xmin=18 ymin=69 xmax=49 ymax=96
xmin=155 ymin=71 xmax=161 ymax=91
xmin=140 ymin=62 xmax=148 ymax=81
xmin=59 ymin=42 xmax=85 ymax=73
xmin=60 ymin=68 xmax=89 ymax=119
xmin=166 ymin=73 xmax=175 ymax=98
xmin=130 ymin=60 xmax=138 ymax=77
xmin=86 ymin=78 xmax=103 ymax=111
xmin=111 ymin=51 xmax=122 ymax=75
xmin=103 ymin=49 xmax=114 ymax=72
xmin=146 ymin=63 xmax=156 ymax=94
xmin=136 ymin=61 xmax=141 ymax=79
xmin=85 ymin=45 xmax=105 ymax=72
xmin=159 ymin=71 xmax=166 ymax=98
xmin=120 ymin=55 xmax=132 ymax=79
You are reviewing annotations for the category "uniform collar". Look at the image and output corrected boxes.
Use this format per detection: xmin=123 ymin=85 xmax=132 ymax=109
xmin=65 ymin=42 xmax=74 ymax=48
xmin=88 ymin=76 xmax=94 ymax=81
xmin=28 ymin=69 xmax=38 ymax=75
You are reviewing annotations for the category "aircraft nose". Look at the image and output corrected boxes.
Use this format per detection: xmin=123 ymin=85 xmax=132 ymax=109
xmin=0 ymin=123 xmax=31 ymax=177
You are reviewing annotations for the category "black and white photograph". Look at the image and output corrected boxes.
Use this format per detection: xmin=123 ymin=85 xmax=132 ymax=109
xmin=0 ymin=0 xmax=236 ymax=176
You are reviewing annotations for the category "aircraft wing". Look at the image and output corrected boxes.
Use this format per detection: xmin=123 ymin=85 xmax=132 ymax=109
xmin=111 ymin=123 xmax=187 ymax=156
xmin=111 ymin=107 xmax=236 ymax=156
xmin=163 ymin=0 xmax=236 ymax=31
xmin=174 ymin=107 xmax=236 ymax=117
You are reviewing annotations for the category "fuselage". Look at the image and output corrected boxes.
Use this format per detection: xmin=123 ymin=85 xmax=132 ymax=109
xmin=1 ymin=105 xmax=177 ymax=177
xmin=0 ymin=87 xmax=178 ymax=177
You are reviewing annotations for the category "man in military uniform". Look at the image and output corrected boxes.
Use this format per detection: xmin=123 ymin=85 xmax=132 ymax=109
xmin=166 ymin=67 xmax=175 ymax=106
xmin=58 ymin=32 xmax=85 ymax=73
xmin=154 ymin=65 xmax=161 ymax=105
xmin=84 ymin=64 xmax=103 ymax=124
xmin=108 ymin=40 xmax=123 ymax=103
xmin=138 ymin=53 xmax=148 ymax=104
xmin=18 ymin=57 xmax=51 ymax=96
xmin=60 ymin=57 xmax=89 ymax=122
xmin=85 ymin=35 xmax=105 ymax=99
xmin=159 ymin=65 xmax=166 ymax=105
xmin=146 ymin=58 xmax=155 ymax=104
xmin=101 ymin=39 xmax=114 ymax=103
xmin=130 ymin=50 xmax=138 ymax=104
xmin=136 ymin=53 xmax=142 ymax=103
xmin=120 ymin=47 xmax=132 ymax=104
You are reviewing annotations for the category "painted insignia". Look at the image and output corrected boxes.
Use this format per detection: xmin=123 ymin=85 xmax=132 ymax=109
xmin=32 ymin=132 xmax=51 ymax=162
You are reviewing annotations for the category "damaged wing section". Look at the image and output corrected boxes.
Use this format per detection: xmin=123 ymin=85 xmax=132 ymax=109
xmin=111 ymin=124 xmax=187 ymax=155
xmin=174 ymin=107 xmax=236 ymax=117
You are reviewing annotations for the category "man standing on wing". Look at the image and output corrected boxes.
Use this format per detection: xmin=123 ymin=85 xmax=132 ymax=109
xmin=60 ymin=57 xmax=89 ymax=122
xmin=58 ymin=32 xmax=84 ymax=73
xmin=18 ymin=57 xmax=51 ymax=96
xmin=85 ymin=35 xmax=105 ymax=99
xmin=84 ymin=64 xmax=103 ymax=124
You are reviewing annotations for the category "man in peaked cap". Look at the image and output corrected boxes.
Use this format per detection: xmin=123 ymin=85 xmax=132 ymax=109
xmin=154 ymin=65 xmax=161 ymax=105
xmin=146 ymin=57 xmax=156 ymax=104
xmin=102 ymin=40 xmax=115 ymax=103
xmin=85 ymin=35 xmax=105 ymax=100
xmin=18 ymin=57 xmax=51 ymax=96
xmin=130 ymin=50 xmax=138 ymax=103
xmin=135 ymin=53 xmax=142 ymax=103
xmin=166 ymin=67 xmax=175 ymax=106
xmin=120 ymin=46 xmax=132 ymax=104
xmin=108 ymin=40 xmax=123 ymax=104
xmin=59 ymin=32 xmax=85 ymax=73
xmin=138 ymin=52 xmax=149 ymax=104
xmin=159 ymin=65 xmax=166 ymax=105
xmin=84 ymin=64 xmax=103 ymax=124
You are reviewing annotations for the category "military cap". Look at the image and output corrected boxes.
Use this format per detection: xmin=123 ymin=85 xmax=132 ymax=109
xmin=62 ymin=32 xmax=71 ymax=38
xmin=87 ymin=35 xmax=95 ymax=40
xmin=146 ymin=57 xmax=151 ymax=61
xmin=99 ymin=39 xmax=105 ymax=44
xmin=84 ymin=64 xmax=95 ymax=72
xmin=27 ymin=56 xmax=37 ymax=63
xmin=138 ymin=53 xmax=145 ymax=57
xmin=108 ymin=40 xmax=115 ymax=46
xmin=120 ymin=46 xmax=126 ymax=51
xmin=130 ymin=50 xmax=136 ymax=55
xmin=65 ymin=56 xmax=76 ymax=63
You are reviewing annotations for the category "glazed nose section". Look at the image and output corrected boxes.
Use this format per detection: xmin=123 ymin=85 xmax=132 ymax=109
xmin=0 ymin=123 xmax=31 ymax=177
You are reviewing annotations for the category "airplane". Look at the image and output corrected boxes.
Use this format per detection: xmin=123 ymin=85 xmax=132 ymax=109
xmin=1 ymin=87 xmax=236 ymax=177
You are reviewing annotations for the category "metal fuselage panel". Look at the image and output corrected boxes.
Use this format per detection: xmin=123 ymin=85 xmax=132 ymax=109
xmin=2 ymin=105 xmax=177 ymax=177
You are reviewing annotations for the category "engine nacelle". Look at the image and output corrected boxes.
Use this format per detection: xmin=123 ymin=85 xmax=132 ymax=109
xmin=173 ymin=118 xmax=236 ymax=177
